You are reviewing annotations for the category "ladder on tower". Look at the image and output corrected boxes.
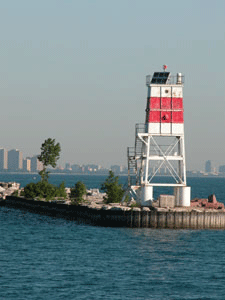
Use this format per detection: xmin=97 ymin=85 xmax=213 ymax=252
xmin=127 ymin=124 xmax=146 ymax=186
xmin=127 ymin=147 xmax=137 ymax=186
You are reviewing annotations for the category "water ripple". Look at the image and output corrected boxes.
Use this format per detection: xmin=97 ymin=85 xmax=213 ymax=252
xmin=1 ymin=188 xmax=225 ymax=299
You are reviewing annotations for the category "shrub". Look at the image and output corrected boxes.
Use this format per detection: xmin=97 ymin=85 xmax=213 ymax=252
xmin=12 ymin=190 xmax=19 ymax=197
xmin=56 ymin=182 xmax=67 ymax=198
xmin=101 ymin=171 xmax=124 ymax=204
xmin=70 ymin=181 xmax=86 ymax=205
xmin=23 ymin=181 xmax=67 ymax=201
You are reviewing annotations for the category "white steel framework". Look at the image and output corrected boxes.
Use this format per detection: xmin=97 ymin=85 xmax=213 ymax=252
xmin=125 ymin=70 xmax=191 ymax=207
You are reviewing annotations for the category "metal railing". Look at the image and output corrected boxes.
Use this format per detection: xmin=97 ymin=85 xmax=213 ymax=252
xmin=135 ymin=123 xmax=145 ymax=136
xmin=146 ymin=74 xmax=184 ymax=86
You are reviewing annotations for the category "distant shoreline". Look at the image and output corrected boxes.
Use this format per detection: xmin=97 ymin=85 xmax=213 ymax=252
xmin=0 ymin=172 xmax=224 ymax=179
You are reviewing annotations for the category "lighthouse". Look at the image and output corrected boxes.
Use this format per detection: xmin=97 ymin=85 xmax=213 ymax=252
xmin=126 ymin=66 xmax=191 ymax=207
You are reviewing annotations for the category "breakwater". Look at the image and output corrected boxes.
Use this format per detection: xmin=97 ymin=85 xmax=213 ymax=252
xmin=2 ymin=196 xmax=225 ymax=229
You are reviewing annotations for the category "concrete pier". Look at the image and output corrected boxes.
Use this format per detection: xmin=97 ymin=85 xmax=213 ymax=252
xmin=3 ymin=197 xmax=225 ymax=229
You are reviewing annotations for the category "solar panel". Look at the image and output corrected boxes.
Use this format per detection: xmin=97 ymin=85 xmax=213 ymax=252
xmin=151 ymin=72 xmax=170 ymax=84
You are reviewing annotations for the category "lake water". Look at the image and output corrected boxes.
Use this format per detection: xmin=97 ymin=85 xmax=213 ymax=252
xmin=1 ymin=174 xmax=225 ymax=299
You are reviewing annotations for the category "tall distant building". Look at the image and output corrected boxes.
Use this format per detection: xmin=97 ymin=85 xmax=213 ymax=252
xmin=111 ymin=165 xmax=122 ymax=174
xmin=71 ymin=164 xmax=82 ymax=173
xmin=30 ymin=155 xmax=43 ymax=172
xmin=8 ymin=149 xmax=23 ymax=171
xmin=65 ymin=163 xmax=71 ymax=170
xmin=205 ymin=160 xmax=212 ymax=173
xmin=219 ymin=165 xmax=225 ymax=173
xmin=84 ymin=164 xmax=101 ymax=173
xmin=23 ymin=158 xmax=31 ymax=172
xmin=0 ymin=148 xmax=8 ymax=170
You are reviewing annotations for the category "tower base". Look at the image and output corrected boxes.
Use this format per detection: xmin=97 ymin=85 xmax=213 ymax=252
xmin=174 ymin=186 xmax=191 ymax=207
xmin=140 ymin=184 xmax=153 ymax=207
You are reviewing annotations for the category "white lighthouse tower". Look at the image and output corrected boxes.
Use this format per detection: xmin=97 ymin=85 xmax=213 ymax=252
xmin=126 ymin=66 xmax=191 ymax=207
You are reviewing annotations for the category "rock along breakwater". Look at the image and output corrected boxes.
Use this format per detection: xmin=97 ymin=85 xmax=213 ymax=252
xmin=2 ymin=196 xmax=225 ymax=229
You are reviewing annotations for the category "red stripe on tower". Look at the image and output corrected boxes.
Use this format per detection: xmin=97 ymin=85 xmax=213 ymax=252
xmin=145 ymin=97 xmax=184 ymax=123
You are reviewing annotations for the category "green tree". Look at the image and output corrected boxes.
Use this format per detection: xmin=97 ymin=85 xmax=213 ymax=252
xmin=38 ymin=138 xmax=61 ymax=182
xmin=101 ymin=171 xmax=124 ymax=204
xmin=70 ymin=181 xmax=86 ymax=205
xmin=22 ymin=139 xmax=67 ymax=201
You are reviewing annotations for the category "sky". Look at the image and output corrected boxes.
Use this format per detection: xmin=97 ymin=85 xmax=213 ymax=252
xmin=0 ymin=0 xmax=225 ymax=170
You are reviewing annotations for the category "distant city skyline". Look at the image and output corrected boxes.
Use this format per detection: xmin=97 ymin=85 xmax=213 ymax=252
xmin=1 ymin=144 xmax=225 ymax=175
xmin=2 ymin=145 xmax=224 ymax=172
